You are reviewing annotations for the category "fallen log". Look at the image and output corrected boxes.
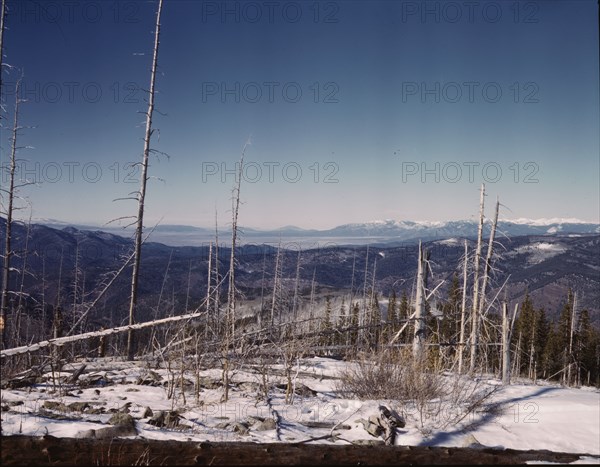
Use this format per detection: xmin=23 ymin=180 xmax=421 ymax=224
xmin=0 ymin=435 xmax=596 ymax=466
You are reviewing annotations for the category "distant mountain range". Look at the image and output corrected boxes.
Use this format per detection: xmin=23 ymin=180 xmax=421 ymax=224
xmin=2 ymin=217 xmax=599 ymax=329
xmin=36 ymin=217 xmax=600 ymax=247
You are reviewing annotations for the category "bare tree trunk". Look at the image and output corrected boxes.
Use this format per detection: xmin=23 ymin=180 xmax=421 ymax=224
xmin=223 ymin=143 xmax=247 ymax=402
xmin=361 ymin=245 xmax=370 ymax=347
xmin=567 ymin=291 xmax=577 ymax=386
xmin=528 ymin=316 xmax=536 ymax=380
xmin=292 ymin=250 xmax=301 ymax=324
xmin=477 ymin=196 xmax=499 ymax=318
xmin=469 ymin=183 xmax=486 ymax=374
xmin=457 ymin=239 xmax=469 ymax=374
xmin=413 ymin=241 xmax=426 ymax=360
xmin=214 ymin=209 xmax=220 ymax=331
xmin=258 ymin=250 xmax=266 ymax=331
xmin=308 ymin=268 xmax=316 ymax=333
xmin=270 ymin=239 xmax=282 ymax=331
xmin=205 ymin=242 xmax=212 ymax=338
xmin=185 ymin=259 xmax=192 ymax=312
xmin=0 ymin=0 xmax=6 ymax=94
xmin=502 ymin=302 xmax=511 ymax=385
xmin=1 ymin=79 xmax=23 ymax=348
xmin=127 ymin=0 xmax=164 ymax=361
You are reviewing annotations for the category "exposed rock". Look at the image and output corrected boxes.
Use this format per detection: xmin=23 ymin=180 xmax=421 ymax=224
xmin=359 ymin=416 xmax=384 ymax=438
xmin=462 ymin=434 xmax=485 ymax=449
xmin=246 ymin=416 xmax=265 ymax=425
xmin=198 ymin=378 xmax=221 ymax=390
xmin=76 ymin=423 xmax=137 ymax=439
xmin=232 ymin=422 xmax=250 ymax=435
xmin=42 ymin=401 xmax=68 ymax=412
xmin=67 ymin=402 xmax=90 ymax=412
xmin=142 ymin=407 xmax=153 ymax=418
xmin=254 ymin=418 xmax=277 ymax=431
xmin=147 ymin=410 xmax=181 ymax=428
xmin=109 ymin=412 xmax=135 ymax=427
xmin=136 ymin=371 xmax=162 ymax=386
xmin=378 ymin=405 xmax=405 ymax=428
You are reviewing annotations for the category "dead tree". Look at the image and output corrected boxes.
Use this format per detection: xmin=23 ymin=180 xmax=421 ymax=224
xmin=1 ymin=79 xmax=24 ymax=347
xmin=127 ymin=0 xmax=164 ymax=360
xmin=457 ymin=239 xmax=469 ymax=374
xmin=270 ymin=239 xmax=282 ymax=331
xmin=205 ymin=242 xmax=212 ymax=336
xmin=477 ymin=196 xmax=499 ymax=320
xmin=222 ymin=141 xmax=248 ymax=402
xmin=292 ymin=250 xmax=301 ymax=324
xmin=0 ymin=0 xmax=6 ymax=95
xmin=469 ymin=183 xmax=486 ymax=374
xmin=412 ymin=241 xmax=427 ymax=360
xmin=502 ymin=302 xmax=519 ymax=385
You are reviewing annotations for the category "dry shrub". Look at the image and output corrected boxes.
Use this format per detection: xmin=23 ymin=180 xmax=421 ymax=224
xmin=336 ymin=348 xmax=499 ymax=432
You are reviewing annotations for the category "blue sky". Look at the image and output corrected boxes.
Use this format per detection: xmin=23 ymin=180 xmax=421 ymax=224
xmin=1 ymin=0 xmax=598 ymax=230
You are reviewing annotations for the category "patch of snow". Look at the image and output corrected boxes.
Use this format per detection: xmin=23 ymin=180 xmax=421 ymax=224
xmin=1 ymin=358 xmax=598 ymax=459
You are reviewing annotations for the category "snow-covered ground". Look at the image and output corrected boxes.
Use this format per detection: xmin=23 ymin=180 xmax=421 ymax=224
xmin=1 ymin=357 xmax=598 ymax=463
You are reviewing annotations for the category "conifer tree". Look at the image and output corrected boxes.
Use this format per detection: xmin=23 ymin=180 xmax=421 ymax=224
xmin=513 ymin=293 xmax=535 ymax=376
xmin=398 ymin=290 xmax=410 ymax=344
xmin=321 ymin=295 xmax=333 ymax=346
xmin=369 ymin=292 xmax=381 ymax=349
xmin=350 ymin=301 xmax=359 ymax=346
xmin=386 ymin=289 xmax=398 ymax=342
xmin=337 ymin=298 xmax=347 ymax=346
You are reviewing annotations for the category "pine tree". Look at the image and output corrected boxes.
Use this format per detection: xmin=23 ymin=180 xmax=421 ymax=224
xmin=369 ymin=292 xmax=381 ymax=349
xmin=337 ymin=298 xmax=347 ymax=346
xmin=531 ymin=307 xmax=549 ymax=380
xmin=321 ymin=295 xmax=333 ymax=347
xmin=557 ymin=290 xmax=575 ymax=383
xmin=398 ymin=290 xmax=410 ymax=344
xmin=441 ymin=273 xmax=461 ymax=347
xmin=350 ymin=301 xmax=359 ymax=346
xmin=513 ymin=293 xmax=536 ymax=376
xmin=575 ymin=309 xmax=600 ymax=386
xmin=386 ymin=289 xmax=398 ymax=342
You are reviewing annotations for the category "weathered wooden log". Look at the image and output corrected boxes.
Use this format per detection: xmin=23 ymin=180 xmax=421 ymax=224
xmin=0 ymin=436 xmax=594 ymax=466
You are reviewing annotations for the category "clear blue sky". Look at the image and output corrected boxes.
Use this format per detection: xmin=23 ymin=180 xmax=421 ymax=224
xmin=1 ymin=0 xmax=598 ymax=230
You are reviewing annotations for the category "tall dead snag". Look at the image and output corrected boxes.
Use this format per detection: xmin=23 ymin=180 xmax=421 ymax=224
xmin=1 ymin=79 xmax=23 ymax=348
xmin=566 ymin=291 xmax=578 ymax=385
xmin=222 ymin=142 xmax=247 ymax=402
xmin=127 ymin=0 xmax=164 ymax=360
xmin=213 ymin=209 xmax=220 ymax=333
xmin=502 ymin=302 xmax=518 ymax=385
xmin=270 ymin=239 xmax=282 ymax=333
xmin=457 ymin=239 xmax=469 ymax=374
xmin=412 ymin=241 xmax=427 ymax=360
xmin=205 ymin=242 xmax=213 ymax=337
xmin=477 ymin=196 xmax=499 ymax=318
xmin=469 ymin=183 xmax=485 ymax=374
xmin=0 ymin=0 xmax=6 ymax=94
